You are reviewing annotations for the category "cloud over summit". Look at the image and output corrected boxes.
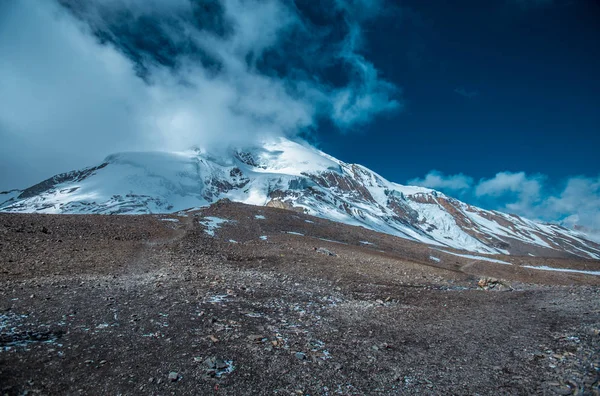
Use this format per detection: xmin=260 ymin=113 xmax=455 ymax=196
xmin=0 ymin=0 xmax=399 ymax=189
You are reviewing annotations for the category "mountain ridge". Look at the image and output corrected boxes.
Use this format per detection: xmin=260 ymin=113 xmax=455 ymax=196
xmin=2 ymin=137 xmax=599 ymax=259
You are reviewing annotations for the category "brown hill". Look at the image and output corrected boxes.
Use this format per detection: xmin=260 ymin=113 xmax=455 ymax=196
xmin=1 ymin=201 xmax=599 ymax=394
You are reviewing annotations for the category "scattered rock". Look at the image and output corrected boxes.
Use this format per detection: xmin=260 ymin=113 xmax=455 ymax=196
xmin=271 ymin=339 xmax=285 ymax=348
xmin=207 ymin=335 xmax=219 ymax=343
xmin=477 ymin=277 xmax=510 ymax=290
xmin=247 ymin=334 xmax=266 ymax=344
xmin=205 ymin=357 xmax=226 ymax=370
xmin=315 ymin=247 xmax=337 ymax=257
xmin=2 ymin=206 xmax=599 ymax=394
xmin=203 ymin=357 xmax=234 ymax=377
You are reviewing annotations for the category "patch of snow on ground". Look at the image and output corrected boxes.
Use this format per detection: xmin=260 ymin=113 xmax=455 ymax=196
xmin=429 ymin=256 xmax=441 ymax=262
xmin=206 ymin=294 xmax=230 ymax=303
xmin=200 ymin=217 xmax=229 ymax=236
xmin=254 ymin=215 xmax=266 ymax=220
xmin=0 ymin=313 xmax=62 ymax=350
xmin=359 ymin=241 xmax=374 ymax=245
xmin=259 ymin=235 xmax=268 ymax=241
xmin=160 ymin=218 xmax=179 ymax=222
xmin=522 ymin=265 xmax=600 ymax=276
xmin=215 ymin=360 xmax=235 ymax=377
xmin=228 ymin=239 xmax=237 ymax=243
xmin=317 ymin=238 xmax=348 ymax=245
xmin=437 ymin=250 xmax=512 ymax=265
xmin=305 ymin=220 xmax=314 ymax=223
xmin=286 ymin=231 xmax=304 ymax=236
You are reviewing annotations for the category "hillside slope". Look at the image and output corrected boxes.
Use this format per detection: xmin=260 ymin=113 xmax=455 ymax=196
xmin=1 ymin=137 xmax=599 ymax=259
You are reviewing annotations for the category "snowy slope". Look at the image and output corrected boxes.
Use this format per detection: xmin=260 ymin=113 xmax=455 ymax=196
xmin=2 ymin=137 xmax=599 ymax=259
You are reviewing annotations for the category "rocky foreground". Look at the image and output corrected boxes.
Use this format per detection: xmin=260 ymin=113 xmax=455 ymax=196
xmin=1 ymin=201 xmax=599 ymax=395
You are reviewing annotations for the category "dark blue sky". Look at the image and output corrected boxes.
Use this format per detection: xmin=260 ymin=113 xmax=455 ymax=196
xmin=1 ymin=0 xmax=598 ymax=232
xmin=316 ymin=0 xmax=600 ymax=184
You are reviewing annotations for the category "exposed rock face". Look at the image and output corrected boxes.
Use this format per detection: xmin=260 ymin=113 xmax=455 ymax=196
xmin=1 ymin=137 xmax=599 ymax=259
xmin=266 ymin=199 xmax=304 ymax=213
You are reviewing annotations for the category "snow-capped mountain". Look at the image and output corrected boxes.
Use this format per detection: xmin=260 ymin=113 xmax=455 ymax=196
xmin=2 ymin=138 xmax=599 ymax=259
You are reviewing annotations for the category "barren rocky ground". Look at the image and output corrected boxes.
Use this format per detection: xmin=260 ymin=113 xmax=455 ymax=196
xmin=1 ymin=201 xmax=599 ymax=395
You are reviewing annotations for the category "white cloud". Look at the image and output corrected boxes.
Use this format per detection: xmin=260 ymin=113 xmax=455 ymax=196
xmin=0 ymin=1 xmax=151 ymax=189
xmin=475 ymin=172 xmax=545 ymax=215
xmin=0 ymin=0 xmax=399 ymax=190
xmin=541 ymin=176 xmax=600 ymax=239
xmin=409 ymin=170 xmax=600 ymax=239
xmin=329 ymin=4 xmax=401 ymax=128
xmin=408 ymin=171 xmax=473 ymax=192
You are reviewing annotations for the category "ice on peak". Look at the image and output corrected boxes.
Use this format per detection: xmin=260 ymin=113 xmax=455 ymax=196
xmin=245 ymin=137 xmax=342 ymax=176
xmin=2 ymin=136 xmax=600 ymax=260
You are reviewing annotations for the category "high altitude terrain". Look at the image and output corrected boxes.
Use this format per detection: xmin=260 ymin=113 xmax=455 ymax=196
xmin=1 ymin=138 xmax=599 ymax=260
xmin=1 ymin=201 xmax=599 ymax=394
xmin=1 ymin=138 xmax=599 ymax=394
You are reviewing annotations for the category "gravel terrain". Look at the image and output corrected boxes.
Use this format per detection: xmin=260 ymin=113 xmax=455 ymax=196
xmin=1 ymin=201 xmax=599 ymax=395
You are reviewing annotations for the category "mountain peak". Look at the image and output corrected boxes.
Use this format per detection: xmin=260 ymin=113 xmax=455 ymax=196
xmin=1 ymin=138 xmax=599 ymax=259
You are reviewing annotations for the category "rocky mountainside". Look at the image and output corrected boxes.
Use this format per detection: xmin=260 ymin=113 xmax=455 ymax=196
xmin=1 ymin=137 xmax=599 ymax=259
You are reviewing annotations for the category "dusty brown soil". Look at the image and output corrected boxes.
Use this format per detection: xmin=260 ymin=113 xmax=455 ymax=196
xmin=1 ymin=201 xmax=599 ymax=395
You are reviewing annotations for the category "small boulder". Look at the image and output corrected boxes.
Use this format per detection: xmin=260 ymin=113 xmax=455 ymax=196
xmin=316 ymin=247 xmax=337 ymax=257
xmin=204 ymin=357 xmax=229 ymax=370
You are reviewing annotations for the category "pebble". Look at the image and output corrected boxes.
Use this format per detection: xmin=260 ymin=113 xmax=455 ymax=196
xmin=295 ymin=352 xmax=306 ymax=360
xmin=247 ymin=334 xmax=266 ymax=343
xmin=168 ymin=372 xmax=179 ymax=382
xmin=207 ymin=335 xmax=219 ymax=343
